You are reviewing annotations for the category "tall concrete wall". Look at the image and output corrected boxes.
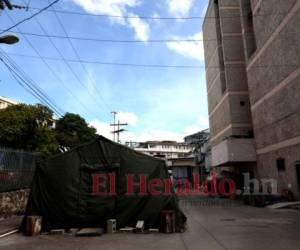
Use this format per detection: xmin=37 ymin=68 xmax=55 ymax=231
xmin=246 ymin=0 xmax=300 ymax=199
xmin=204 ymin=0 xmax=300 ymax=199
xmin=203 ymin=0 xmax=253 ymax=147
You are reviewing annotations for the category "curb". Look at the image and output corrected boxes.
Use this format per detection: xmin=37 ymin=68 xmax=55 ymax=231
xmin=0 ymin=229 xmax=19 ymax=239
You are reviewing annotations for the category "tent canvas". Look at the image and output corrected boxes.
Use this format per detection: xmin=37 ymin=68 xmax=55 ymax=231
xmin=24 ymin=136 xmax=186 ymax=232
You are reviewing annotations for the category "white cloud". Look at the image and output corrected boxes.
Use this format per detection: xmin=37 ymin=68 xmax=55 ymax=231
xmin=197 ymin=114 xmax=209 ymax=128
xmin=183 ymin=114 xmax=209 ymax=135
xmin=90 ymin=119 xmax=113 ymax=140
xmin=183 ymin=125 xmax=202 ymax=136
xmin=128 ymin=14 xmax=150 ymax=42
xmin=166 ymin=32 xmax=204 ymax=61
xmin=116 ymin=111 xmax=139 ymax=126
xmin=123 ymin=129 xmax=185 ymax=142
xmin=89 ymin=111 xmax=139 ymax=141
xmin=167 ymin=0 xmax=194 ymax=18
xmin=72 ymin=0 xmax=150 ymax=42
xmin=201 ymin=3 xmax=209 ymax=18
xmin=90 ymin=113 xmax=209 ymax=143
xmin=152 ymin=12 xmax=160 ymax=19
xmin=90 ymin=119 xmax=186 ymax=142
xmin=72 ymin=0 xmax=139 ymax=21
xmin=151 ymin=12 xmax=161 ymax=24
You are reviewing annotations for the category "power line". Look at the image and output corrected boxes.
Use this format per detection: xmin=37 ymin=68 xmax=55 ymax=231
xmin=26 ymin=0 xmax=31 ymax=8
xmin=0 ymin=0 xmax=27 ymax=10
xmin=2 ymin=29 xmax=299 ymax=44
xmin=27 ymin=6 xmax=300 ymax=20
xmin=0 ymin=0 xmax=61 ymax=35
xmin=5 ymin=12 xmax=66 ymax=116
xmin=0 ymin=0 xmax=13 ymax=10
xmin=13 ymin=4 xmax=102 ymax=119
xmin=5 ymin=51 xmax=300 ymax=70
xmin=47 ymin=0 xmax=112 ymax=112
xmin=0 ymin=29 xmax=205 ymax=43
xmin=6 ymin=8 xmax=109 ymax=116
xmin=0 ymin=50 xmax=64 ymax=116
xmin=4 ymin=63 xmax=63 ymax=117
xmin=3 ymin=52 xmax=207 ymax=69
xmin=12 ymin=0 xmax=112 ymax=115
xmin=0 ymin=50 xmax=64 ymax=117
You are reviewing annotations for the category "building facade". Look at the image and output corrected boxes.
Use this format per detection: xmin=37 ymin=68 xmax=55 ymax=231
xmin=184 ymin=129 xmax=212 ymax=174
xmin=0 ymin=96 xmax=17 ymax=109
xmin=203 ymin=0 xmax=300 ymax=199
xmin=126 ymin=141 xmax=192 ymax=160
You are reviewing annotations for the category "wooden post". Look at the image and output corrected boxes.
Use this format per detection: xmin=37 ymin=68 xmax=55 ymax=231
xmin=26 ymin=216 xmax=42 ymax=236
xmin=161 ymin=210 xmax=176 ymax=233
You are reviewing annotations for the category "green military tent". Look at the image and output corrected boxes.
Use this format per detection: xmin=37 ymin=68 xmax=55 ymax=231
xmin=24 ymin=136 xmax=186 ymax=232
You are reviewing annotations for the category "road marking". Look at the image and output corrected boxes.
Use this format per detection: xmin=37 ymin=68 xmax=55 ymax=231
xmin=0 ymin=229 xmax=19 ymax=239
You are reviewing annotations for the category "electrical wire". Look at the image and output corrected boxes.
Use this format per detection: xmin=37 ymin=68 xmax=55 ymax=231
xmin=27 ymin=6 xmax=300 ymax=20
xmin=2 ymin=29 xmax=299 ymax=44
xmin=5 ymin=51 xmax=300 ymax=70
xmin=0 ymin=50 xmax=64 ymax=117
xmin=0 ymin=50 xmax=64 ymax=116
xmin=26 ymin=0 xmax=31 ymax=8
xmin=0 ymin=29 xmax=240 ymax=43
xmin=5 ymin=64 xmax=63 ymax=117
xmin=7 ymin=7 xmax=109 ymax=117
xmin=47 ymin=0 xmax=112 ymax=112
xmin=5 ymin=13 xmax=65 ymax=115
xmin=13 ymin=4 xmax=105 ymax=119
xmin=0 ymin=0 xmax=61 ymax=35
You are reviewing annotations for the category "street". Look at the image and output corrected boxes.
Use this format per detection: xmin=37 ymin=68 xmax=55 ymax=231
xmin=0 ymin=197 xmax=300 ymax=250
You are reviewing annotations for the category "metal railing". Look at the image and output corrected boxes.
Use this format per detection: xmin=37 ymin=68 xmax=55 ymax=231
xmin=0 ymin=149 xmax=38 ymax=192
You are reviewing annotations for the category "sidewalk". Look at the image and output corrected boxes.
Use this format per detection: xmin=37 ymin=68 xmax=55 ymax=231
xmin=0 ymin=216 xmax=23 ymax=236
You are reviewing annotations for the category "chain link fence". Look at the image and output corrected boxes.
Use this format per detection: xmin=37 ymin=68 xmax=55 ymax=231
xmin=0 ymin=149 xmax=39 ymax=192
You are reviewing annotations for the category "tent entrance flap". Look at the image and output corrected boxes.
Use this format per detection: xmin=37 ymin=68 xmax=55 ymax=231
xmin=78 ymin=166 xmax=119 ymax=228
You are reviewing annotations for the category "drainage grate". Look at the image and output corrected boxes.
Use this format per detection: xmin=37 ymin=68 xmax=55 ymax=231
xmin=220 ymin=218 xmax=236 ymax=222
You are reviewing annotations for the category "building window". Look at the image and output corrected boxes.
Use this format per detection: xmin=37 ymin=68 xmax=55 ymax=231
xmin=277 ymin=158 xmax=286 ymax=171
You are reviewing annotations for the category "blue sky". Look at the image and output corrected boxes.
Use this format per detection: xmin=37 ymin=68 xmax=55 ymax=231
xmin=0 ymin=0 xmax=209 ymax=142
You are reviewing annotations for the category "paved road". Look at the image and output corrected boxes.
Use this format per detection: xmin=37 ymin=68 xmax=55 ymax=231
xmin=0 ymin=217 xmax=23 ymax=236
xmin=0 ymin=197 xmax=300 ymax=250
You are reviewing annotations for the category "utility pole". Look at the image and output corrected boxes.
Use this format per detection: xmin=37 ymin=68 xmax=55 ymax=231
xmin=110 ymin=111 xmax=128 ymax=143
xmin=110 ymin=111 xmax=117 ymax=142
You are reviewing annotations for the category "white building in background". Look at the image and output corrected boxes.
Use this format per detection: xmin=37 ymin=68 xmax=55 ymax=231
xmin=125 ymin=132 xmax=211 ymax=187
xmin=170 ymin=129 xmax=211 ymax=186
xmin=126 ymin=141 xmax=192 ymax=160
xmin=0 ymin=96 xmax=17 ymax=109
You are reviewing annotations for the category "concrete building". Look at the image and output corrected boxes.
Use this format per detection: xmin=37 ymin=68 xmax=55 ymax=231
xmin=169 ymin=157 xmax=199 ymax=186
xmin=126 ymin=141 xmax=192 ymax=160
xmin=0 ymin=96 xmax=17 ymax=109
xmin=203 ymin=0 xmax=300 ymax=199
xmin=168 ymin=130 xmax=211 ymax=186
xmin=184 ymin=129 xmax=212 ymax=175
xmin=126 ymin=140 xmax=194 ymax=185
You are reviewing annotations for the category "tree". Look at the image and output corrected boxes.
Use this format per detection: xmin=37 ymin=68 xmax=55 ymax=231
xmin=55 ymin=113 xmax=97 ymax=151
xmin=0 ymin=104 xmax=59 ymax=155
